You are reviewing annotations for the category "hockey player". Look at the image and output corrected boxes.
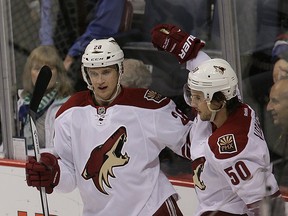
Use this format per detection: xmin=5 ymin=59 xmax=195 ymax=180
xmin=151 ymin=24 xmax=282 ymax=216
xmin=25 ymin=37 xmax=203 ymax=216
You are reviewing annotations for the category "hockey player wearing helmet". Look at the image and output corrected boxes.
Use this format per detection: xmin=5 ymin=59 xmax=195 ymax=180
xmin=25 ymin=37 xmax=203 ymax=216
xmin=151 ymin=24 xmax=282 ymax=216
xmin=184 ymin=58 xmax=239 ymax=123
xmin=81 ymin=37 xmax=124 ymax=105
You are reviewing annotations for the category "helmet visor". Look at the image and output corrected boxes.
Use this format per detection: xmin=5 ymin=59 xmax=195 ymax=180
xmin=183 ymin=83 xmax=192 ymax=107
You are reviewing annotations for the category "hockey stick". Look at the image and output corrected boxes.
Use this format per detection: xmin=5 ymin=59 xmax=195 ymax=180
xmin=29 ymin=65 xmax=52 ymax=216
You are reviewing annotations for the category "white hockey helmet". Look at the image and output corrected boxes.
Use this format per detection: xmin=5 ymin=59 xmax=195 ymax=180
xmin=81 ymin=37 xmax=124 ymax=89
xmin=82 ymin=37 xmax=124 ymax=68
xmin=186 ymin=58 xmax=238 ymax=103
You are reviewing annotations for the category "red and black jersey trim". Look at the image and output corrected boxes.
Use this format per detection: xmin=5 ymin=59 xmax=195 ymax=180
xmin=208 ymin=104 xmax=252 ymax=160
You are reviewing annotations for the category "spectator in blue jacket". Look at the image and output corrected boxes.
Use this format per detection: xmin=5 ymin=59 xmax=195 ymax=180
xmin=39 ymin=0 xmax=126 ymax=91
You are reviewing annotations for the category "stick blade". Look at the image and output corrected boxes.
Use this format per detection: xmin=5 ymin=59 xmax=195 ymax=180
xmin=29 ymin=65 xmax=52 ymax=113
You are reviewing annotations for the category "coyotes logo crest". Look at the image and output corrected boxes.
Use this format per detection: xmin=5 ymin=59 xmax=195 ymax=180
xmin=191 ymin=157 xmax=206 ymax=190
xmin=213 ymin=65 xmax=226 ymax=74
xmin=82 ymin=126 xmax=130 ymax=195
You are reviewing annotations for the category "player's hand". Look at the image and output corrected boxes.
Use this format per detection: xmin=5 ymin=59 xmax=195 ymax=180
xmin=63 ymin=55 xmax=74 ymax=71
xmin=151 ymin=24 xmax=205 ymax=64
xmin=26 ymin=153 xmax=60 ymax=194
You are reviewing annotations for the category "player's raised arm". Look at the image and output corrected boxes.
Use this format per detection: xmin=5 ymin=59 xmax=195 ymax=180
xmin=151 ymin=23 xmax=206 ymax=64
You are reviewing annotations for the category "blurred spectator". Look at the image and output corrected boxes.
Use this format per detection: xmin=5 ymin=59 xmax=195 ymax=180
xmin=39 ymin=0 xmax=126 ymax=91
xmin=239 ymin=1 xmax=287 ymax=136
xmin=272 ymin=57 xmax=288 ymax=82
xmin=272 ymin=35 xmax=288 ymax=82
xmin=265 ymin=37 xmax=288 ymax=162
xmin=267 ymin=78 xmax=288 ymax=188
xmin=18 ymin=45 xmax=73 ymax=154
xmin=267 ymin=79 xmax=288 ymax=135
xmin=121 ymin=58 xmax=152 ymax=88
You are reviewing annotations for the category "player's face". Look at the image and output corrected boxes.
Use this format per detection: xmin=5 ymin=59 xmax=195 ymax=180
xmin=267 ymin=84 xmax=288 ymax=128
xmin=87 ymin=66 xmax=119 ymax=102
xmin=31 ymin=63 xmax=58 ymax=90
xmin=190 ymin=90 xmax=211 ymax=121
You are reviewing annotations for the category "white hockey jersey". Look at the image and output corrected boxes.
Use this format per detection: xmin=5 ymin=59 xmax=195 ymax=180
xmin=53 ymin=88 xmax=192 ymax=216
xmin=190 ymin=103 xmax=280 ymax=216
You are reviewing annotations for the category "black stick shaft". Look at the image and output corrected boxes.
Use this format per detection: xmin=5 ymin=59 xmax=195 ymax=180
xmin=29 ymin=65 xmax=52 ymax=216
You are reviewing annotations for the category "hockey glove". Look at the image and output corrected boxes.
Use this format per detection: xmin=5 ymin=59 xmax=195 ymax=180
xmin=151 ymin=24 xmax=205 ymax=64
xmin=26 ymin=152 xmax=60 ymax=194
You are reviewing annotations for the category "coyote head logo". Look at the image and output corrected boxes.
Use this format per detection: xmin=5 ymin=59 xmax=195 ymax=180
xmin=82 ymin=126 xmax=130 ymax=194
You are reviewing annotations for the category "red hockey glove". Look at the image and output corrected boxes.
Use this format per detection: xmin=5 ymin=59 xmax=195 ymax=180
xmin=151 ymin=24 xmax=205 ymax=64
xmin=26 ymin=152 xmax=60 ymax=194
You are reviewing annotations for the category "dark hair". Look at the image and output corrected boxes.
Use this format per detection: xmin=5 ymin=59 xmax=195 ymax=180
xmin=212 ymin=92 xmax=241 ymax=115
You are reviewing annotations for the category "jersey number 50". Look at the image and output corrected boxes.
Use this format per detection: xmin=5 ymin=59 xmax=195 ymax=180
xmin=224 ymin=161 xmax=251 ymax=185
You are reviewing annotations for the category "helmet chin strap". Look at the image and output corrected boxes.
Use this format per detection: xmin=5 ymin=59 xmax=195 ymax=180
xmin=207 ymin=101 xmax=226 ymax=122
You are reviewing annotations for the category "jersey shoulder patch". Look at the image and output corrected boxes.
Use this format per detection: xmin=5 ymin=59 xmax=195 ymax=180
xmin=215 ymin=133 xmax=238 ymax=154
xmin=144 ymin=89 xmax=166 ymax=103
xmin=208 ymin=104 xmax=253 ymax=159
xmin=116 ymin=87 xmax=170 ymax=109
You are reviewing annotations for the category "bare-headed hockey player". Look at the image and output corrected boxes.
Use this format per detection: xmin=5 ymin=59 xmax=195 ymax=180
xmin=151 ymin=24 xmax=282 ymax=216
xmin=25 ymin=37 xmax=205 ymax=216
